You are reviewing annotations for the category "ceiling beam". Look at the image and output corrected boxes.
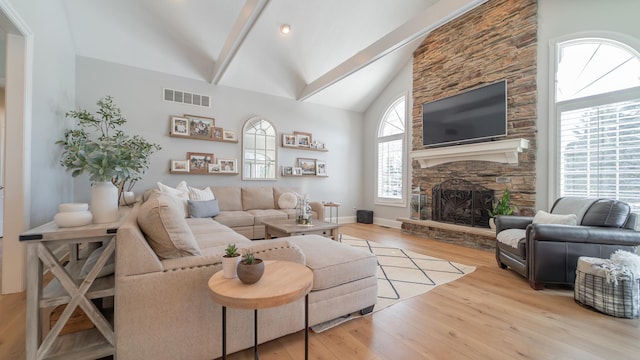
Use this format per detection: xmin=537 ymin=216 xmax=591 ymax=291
xmin=297 ymin=0 xmax=487 ymax=102
xmin=210 ymin=0 xmax=270 ymax=84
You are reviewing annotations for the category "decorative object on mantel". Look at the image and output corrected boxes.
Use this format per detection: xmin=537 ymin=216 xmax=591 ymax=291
xmin=236 ymin=249 xmax=264 ymax=284
xmin=57 ymin=95 xmax=161 ymax=223
xmin=411 ymin=138 xmax=529 ymax=168
xmin=53 ymin=203 xmax=93 ymax=228
xmin=410 ymin=187 xmax=428 ymax=220
xmin=488 ymin=188 xmax=514 ymax=230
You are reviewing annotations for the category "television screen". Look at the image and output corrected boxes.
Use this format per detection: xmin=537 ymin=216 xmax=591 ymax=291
xmin=422 ymin=80 xmax=507 ymax=147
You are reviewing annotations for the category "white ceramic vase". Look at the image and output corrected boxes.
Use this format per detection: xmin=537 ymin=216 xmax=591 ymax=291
xmin=91 ymin=181 xmax=119 ymax=223
xmin=221 ymin=256 xmax=241 ymax=279
xmin=489 ymin=218 xmax=496 ymax=231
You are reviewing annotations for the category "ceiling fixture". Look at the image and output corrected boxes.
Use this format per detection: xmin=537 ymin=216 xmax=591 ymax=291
xmin=280 ymin=24 xmax=291 ymax=35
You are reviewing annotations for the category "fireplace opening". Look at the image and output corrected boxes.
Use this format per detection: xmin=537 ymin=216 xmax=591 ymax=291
xmin=431 ymin=179 xmax=494 ymax=228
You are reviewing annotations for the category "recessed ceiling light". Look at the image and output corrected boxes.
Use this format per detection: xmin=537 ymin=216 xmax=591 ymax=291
xmin=280 ymin=24 xmax=291 ymax=35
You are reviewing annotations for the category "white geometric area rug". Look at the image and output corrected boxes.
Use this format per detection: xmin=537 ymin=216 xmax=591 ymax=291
xmin=311 ymin=235 xmax=475 ymax=333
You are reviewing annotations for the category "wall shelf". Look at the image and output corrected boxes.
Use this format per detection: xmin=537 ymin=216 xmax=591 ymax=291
xmin=169 ymin=133 xmax=238 ymax=143
xmin=169 ymin=171 xmax=238 ymax=175
xmin=411 ymin=138 xmax=530 ymax=168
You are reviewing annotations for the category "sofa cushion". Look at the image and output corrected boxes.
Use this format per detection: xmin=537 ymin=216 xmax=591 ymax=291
xmin=246 ymin=209 xmax=288 ymax=225
xmin=211 ymin=186 xmax=243 ymax=211
xmin=188 ymin=186 xmax=215 ymax=201
xmin=186 ymin=217 xmax=250 ymax=249
xmin=532 ymin=210 xmax=577 ymax=225
xmin=213 ymin=211 xmax=255 ymax=227
xmin=582 ymin=200 xmax=631 ymax=228
xmin=242 ymin=187 xmax=275 ymax=210
xmin=278 ymin=192 xmax=298 ymax=209
xmin=137 ymin=193 xmax=201 ymax=259
xmin=188 ymin=199 xmax=220 ymax=218
xmin=497 ymin=228 xmax=526 ymax=249
xmin=287 ymin=235 xmax=378 ymax=291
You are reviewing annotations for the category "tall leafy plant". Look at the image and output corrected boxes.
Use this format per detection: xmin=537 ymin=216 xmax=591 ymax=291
xmin=488 ymin=188 xmax=514 ymax=218
xmin=57 ymin=96 xmax=161 ymax=197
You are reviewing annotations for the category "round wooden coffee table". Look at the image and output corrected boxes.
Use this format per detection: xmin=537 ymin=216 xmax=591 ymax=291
xmin=208 ymin=260 xmax=313 ymax=360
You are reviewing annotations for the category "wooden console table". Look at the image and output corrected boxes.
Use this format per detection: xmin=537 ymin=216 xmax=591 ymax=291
xmin=208 ymin=260 xmax=313 ymax=360
xmin=19 ymin=208 xmax=130 ymax=360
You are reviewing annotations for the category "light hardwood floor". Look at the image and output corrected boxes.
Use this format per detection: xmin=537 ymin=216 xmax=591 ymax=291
xmin=1 ymin=224 xmax=639 ymax=359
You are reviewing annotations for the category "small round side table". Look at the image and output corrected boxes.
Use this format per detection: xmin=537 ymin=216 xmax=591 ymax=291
xmin=208 ymin=260 xmax=313 ymax=360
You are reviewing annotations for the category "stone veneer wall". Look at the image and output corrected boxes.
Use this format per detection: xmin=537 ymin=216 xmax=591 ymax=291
xmin=404 ymin=0 xmax=538 ymax=249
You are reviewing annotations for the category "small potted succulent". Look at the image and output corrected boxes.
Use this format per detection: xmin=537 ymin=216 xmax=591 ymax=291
xmin=236 ymin=249 xmax=264 ymax=284
xmin=488 ymin=188 xmax=515 ymax=230
xmin=221 ymin=244 xmax=241 ymax=279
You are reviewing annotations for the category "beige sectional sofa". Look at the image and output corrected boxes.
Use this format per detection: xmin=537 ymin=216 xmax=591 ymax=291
xmin=115 ymin=188 xmax=377 ymax=359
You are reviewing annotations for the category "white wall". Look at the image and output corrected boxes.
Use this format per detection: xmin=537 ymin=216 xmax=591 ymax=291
xmin=74 ymin=57 xmax=364 ymax=221
xmin=536 ymin=0 xmax=640 ymax=211
xmin=362 ymin=60 xmax=413 ymax=227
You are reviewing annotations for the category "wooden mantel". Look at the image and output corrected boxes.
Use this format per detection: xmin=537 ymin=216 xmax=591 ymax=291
xmin=410 ymin=138 xmax=530 ymax=168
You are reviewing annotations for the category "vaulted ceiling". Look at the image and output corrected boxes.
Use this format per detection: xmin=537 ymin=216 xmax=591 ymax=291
xmin=62 ymin=0 xmax=486 ymax=112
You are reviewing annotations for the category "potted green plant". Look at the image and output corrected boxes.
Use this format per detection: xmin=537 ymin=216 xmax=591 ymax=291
xmin=236 ymin=249 xmax=264 ymax=284
xmin=56 ymin=96 xmax=161 ymax=222
xmin=221 ymin=244 xmax=241 ymax=279
xmin=488 ymin=188 xmax=515 ymax=230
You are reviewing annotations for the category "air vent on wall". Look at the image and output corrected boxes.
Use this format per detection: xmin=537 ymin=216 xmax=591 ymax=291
xmin=163 ymin=88 xmax=211 ymax=108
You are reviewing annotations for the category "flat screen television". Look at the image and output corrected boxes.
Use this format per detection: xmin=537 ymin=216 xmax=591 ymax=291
xmin=422 ymin=80 xmax=507 ymax=147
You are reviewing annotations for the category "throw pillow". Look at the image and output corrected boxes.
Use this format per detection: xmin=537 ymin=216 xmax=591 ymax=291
xmin=157 ymin=181 xmax=189 ymax=216
xmin=188 ymin=199 xmax=220 ymax=218
xmin=188 ymin=186 xmax=215 ymax=201
xmin=532 ymin=210 xmax=577 ymax=225
xmin=138 ymin=193 xmax=201 ymax=259
xmin=278 ymin=192 xmax=298 ymax=209
xmin=79 ymin=245 xmax=115 ymax=279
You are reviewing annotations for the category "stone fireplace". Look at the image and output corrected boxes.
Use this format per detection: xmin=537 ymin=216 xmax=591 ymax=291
xmin=432 ymin=179 xmax=494 ymax=229
xmin=400 ymin=0 xmax=538 ymax=250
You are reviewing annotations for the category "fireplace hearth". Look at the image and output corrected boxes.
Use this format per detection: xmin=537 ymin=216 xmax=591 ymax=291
xmin=431 ymin=179 xmax=494 ymax=228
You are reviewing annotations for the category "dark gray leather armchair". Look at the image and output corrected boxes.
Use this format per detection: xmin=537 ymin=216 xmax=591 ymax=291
xmin=495 ymin=197 xmax=640 ymax=290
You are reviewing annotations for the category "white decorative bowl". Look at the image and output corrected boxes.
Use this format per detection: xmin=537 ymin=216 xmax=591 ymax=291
xmin=58 ymin=203 xmax=89 ymax=213
xmin=54 ymin=203 xmax=93 ymax=227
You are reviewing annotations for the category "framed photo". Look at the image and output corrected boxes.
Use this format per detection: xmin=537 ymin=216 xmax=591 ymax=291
xmin=292 ymin=167 xmax=303 ymax=176
xmin=316 ymin=160 xmax=327 ymax=176
xmin=297 ymin=158 xmax=317 ymax=175
xmin=213 ymin=127 xmax=224 ymax=141
xmin=282 ymin=166 xmax=293 ymax=176
xmin=218 ymin=159 xmax=237 ymax=173
xmin=296 ymin=134 xmax=311 ymax=148
xmin=294 ymin=131 xmax=312 ymax=143
xmin=185 ymin=114 xmax=215 ymax=140
xmin=282 ymin=134 xmax=297 ymax=148
xmin=187 ymin=152 xmax=214 ymax=173
xmin=171 ymin=160 xmax=189 ymax=172
xmin=317 ymin=142 xmax=326 ymax=150
xmin=208 ymin=163 xmax=220 ymax=173
xmin=170 ymin=116 xmax=189 ymax=136
xmin=223 ymin=130 xmax=236 ymax=141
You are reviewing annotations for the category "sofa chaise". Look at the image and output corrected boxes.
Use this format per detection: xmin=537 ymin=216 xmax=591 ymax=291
xmin=115 ymin=189 xmax=377 ymax=359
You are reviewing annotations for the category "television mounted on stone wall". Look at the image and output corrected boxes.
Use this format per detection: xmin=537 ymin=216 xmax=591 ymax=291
xmin=422 ymin=80 xmax=507 ymax=147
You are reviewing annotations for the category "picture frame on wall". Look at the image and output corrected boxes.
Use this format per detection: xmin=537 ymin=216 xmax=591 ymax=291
xmin=316 ymin=160 xmax=327 ymax=176
xmin=222 ymin=130 xmax=236 ymax=141
xmin=218 ymin=159 xmax=237 ymax=173
xmin=171 ymin=160 xmax=190 ymax=172
xmin=296 ymin=134 xmax=311 ymax=148
xmin=213 ymin=127 xmax=224 ymax=140
xmin=282 ymin=166 xmax=293 ymax=176
xmin=208 ymin=163 xmax=220 ymax=173
xmin=185 ymin=114 xmax=215 ymax=140
xmin=292 ymin=167 xmax=303 ymax=176
xmin=170 ymin=116 xmax=189 ymax=136
xmin=187 ymin=152 xmax=214 ymax=173
xmin=282 ymin=134 xmax=297 ymax=148
xmin=297 ymin=158 xmax=316 ymax=175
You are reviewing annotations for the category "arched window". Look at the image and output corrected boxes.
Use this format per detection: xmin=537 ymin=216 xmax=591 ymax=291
xmin=376 ymin=96 xmax=406 ymax=205
xmin=555 ymin=38 xmax=640 ymax=211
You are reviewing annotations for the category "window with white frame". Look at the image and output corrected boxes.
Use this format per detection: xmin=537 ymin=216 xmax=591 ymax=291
xmin=376 ymin=96 xmax=406 ymax=205
xmin=556 ymin=38 xmax=640 ymax=212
